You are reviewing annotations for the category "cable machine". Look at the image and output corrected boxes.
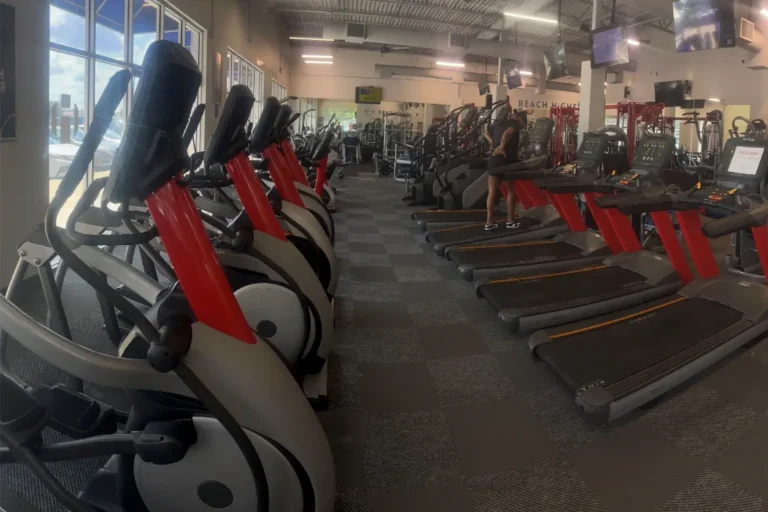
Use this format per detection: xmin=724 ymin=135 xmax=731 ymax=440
xmin=550 ymin=106 xmax=579 ymax=165
xmin=605 ymin=102 xmax=666 ymax=161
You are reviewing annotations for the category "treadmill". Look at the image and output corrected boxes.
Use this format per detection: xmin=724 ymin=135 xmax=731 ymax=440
xmin=425 ymin=118 xmax=565 ymax=256
xmin=476 ymin=133 xmax=687 ymax=332
xmin=530 ymin=138 xmax=768 ymax=423
xmin=448 ymin=131 xmax=632 ymax=281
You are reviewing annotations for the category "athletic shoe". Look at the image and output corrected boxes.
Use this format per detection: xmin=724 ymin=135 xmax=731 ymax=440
xmin=484 ymin=223 xmax=499 ymax=231
xmin=506 ymin=221 xmax=522 ymax=229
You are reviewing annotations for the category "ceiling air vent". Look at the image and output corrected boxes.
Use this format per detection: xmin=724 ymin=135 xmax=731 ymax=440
xmin=346 ymin=23 xmax=366 ymax=43
xmin=449 ymin=33 xmax=468 ymax=49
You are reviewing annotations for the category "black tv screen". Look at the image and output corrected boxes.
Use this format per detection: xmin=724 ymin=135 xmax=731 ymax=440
xmin=673 ymin=0 xmax=735 ymax=53
xmin=591 ymin=25 xmax=630 ymax=68
xmin=543 ymin=43 xmax=569 ymax=80
xmin=654 ymin=81 xmax=687 ymax=107
xmin=503 ymin=60 xmax=523 ymax=90
xmin=477 ymin=75 xmax=491 ymax=95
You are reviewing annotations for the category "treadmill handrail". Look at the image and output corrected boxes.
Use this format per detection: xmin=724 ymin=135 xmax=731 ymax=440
xmin=702 ymin=201 xmax=768 ymax=238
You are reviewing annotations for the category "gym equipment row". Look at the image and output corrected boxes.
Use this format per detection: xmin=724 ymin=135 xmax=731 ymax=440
xmin=0 ymin=40 xmax=341 ymax=512
xmin=409 ymin=107 xmax=768 ymax=424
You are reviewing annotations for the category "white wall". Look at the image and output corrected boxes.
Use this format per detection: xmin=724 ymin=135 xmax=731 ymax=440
xmin=606 ymin=30 xmax=768 ymax=118
xmin=0 ymin=0 xmax=49 ymax=287
xmin=291 ymin=47 xmax=580 ymax=114
xmin=171 ymin=0 xmax=290 ymax=139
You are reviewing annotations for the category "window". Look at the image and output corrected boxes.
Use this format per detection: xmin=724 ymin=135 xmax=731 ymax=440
xmin=272 ymin=80 xmax=287 ymax=102
xmin=225 ymin=50 xmax=264 ymax=125
xmin=48 ymin=0 xmax=205 ymax=225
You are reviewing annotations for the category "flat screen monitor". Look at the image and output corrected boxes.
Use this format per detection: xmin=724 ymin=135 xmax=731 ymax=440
xmin=543 ymin=43 xmax=569 ymax=80
xmin=355 ymin=86 xmax=382 ymax=104
xmin=591 ymin=25 xmax=630 ymax=68
xmin=502 ymin=60 xmax=523 ymax=89
xmin=673 ymin=0 xmax=735 ymax=53
xmin=728 ymin=146 xmax=765 ymax=175
xmin=654 ymin=80 xmax=687 ymax=107
xmin=477 ymin=75 xmax=491 ymax=95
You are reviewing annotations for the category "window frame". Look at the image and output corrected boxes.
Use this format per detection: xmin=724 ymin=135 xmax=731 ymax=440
xmin=48 ymin=0 xmax=206 ymax=189
xmin=225 ymin=49 xmax=264 ymax=126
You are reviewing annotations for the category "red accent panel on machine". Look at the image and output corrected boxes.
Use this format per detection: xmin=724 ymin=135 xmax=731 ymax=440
xmin=281 ymin=139 xmax=311 ymax=187
xmin=146 ymin=178 xmax=257 ymax=344
xmin=263 ymin=145 xmax=305 ymax=207
xmin=605 ymin=208 xmax=642 ymax=253
xmin=676 ymin=209 xmax=720 ymax=279
xmin=750 ymin=225 xmax=768 ymax=285
xmin=649 ymin=212 xmax=694 ymax=283
xmin=226 ymin=152 xmax=287 ymax=241
xmin=314 ymin=156 xmax=328 ymax=196
xmin=584 ymin=193 xmax=622 ymax=254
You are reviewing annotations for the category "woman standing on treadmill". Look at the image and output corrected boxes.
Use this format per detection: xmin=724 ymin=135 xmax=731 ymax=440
xmin=484 ymin=105 xmax=523 ymax=231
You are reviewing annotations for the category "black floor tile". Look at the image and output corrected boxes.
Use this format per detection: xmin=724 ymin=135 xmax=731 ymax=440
xmin=350 ymin=266 xmax=397 ymax=283
xmin=416 ymin=324 xmax=489 ymax=359
xmin=388 ymin=253 xmax=431 ymax=266
xmin=349 ymin=242 xmax=387 ymax=254
xmin=399 ymin=281 xmax=452 ymax=301
xmin=566 ymin=422 xmax=704 ymax=512
xmin=358 ymin=362 xmax=440 ymax=413
xmin=353 ymin=301 xmax=413 ymax=329
xmin=367 ymin=482 xmax=475 ymax=512
xmin=444 ymin=397 xmax=559 ymax=476
xmin=318 ymin=410 xmax=366 ymax=488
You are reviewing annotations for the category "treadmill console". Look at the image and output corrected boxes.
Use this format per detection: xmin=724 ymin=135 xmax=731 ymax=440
xmin=712 ymin=138 xmax=768 ymax=192
xmin=530 ymin=117 xmax=555 ymax=156
xmin=573 ymin=133 xmax=609 ymax=168
xmin=630 ymin=134 xmax=677 ymax=172
xmin=680 ymin=140 xmax=768 ymax=212
xmin=594 ymin=134 xmax=676 ymax=193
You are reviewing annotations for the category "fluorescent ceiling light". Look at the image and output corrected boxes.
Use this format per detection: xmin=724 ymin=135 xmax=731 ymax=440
xmin=302 ymin=55 xmax=333 ymax=59
xmin=503 ymin=12 xmax=558 ymax=24
xmin=305 ymin=60 xmax=333 ymax=64
xmin=436 ymin=61 xmax=465 ymax=68
xmin=578 ymin=82 xmax=582 ymax=86
xmin=627 ymin=38 xmax=640 ymax=46
xmin=761 ymin=8 xmax=768 ymax=17
xmin=519 ymin=70 xmax=533 ymax=76
xmin=708 ymin=98 xmax=721 ymax=102
xmin=290 ymin=36 xmax=334 ymax=41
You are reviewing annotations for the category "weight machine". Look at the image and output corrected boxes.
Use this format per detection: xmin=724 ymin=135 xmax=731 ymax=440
xmin=550 ymin=106 xmax=579 ymax=165
xmin=605 ymin=102 xmax=666 ymax=162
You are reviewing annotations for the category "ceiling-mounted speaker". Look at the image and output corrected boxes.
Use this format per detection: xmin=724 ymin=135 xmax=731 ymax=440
xmin=346 ymin=23 xmax=366 ymax=43
xmin=739 ymin=18 xmax=754 ymax=43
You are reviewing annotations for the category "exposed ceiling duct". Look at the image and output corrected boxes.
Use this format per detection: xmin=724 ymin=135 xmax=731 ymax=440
xmin=373 ymin=64 xmax=580 ymax=93
xmin=323 ymin=23 xmax=588 ymax=77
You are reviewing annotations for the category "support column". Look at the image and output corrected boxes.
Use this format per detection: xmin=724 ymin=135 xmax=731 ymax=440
xmin=577 ymin=0 xmax=606 ymax=143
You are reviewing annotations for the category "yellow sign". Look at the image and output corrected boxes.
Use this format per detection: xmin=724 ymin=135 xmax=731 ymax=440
xmin=356 ymin=86 xmax=382 ymax=104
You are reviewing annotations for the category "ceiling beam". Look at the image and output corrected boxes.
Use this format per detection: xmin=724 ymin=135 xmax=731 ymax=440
xmin=274 ymin=7 xmax=501 ymax=33
xmin=275 ymin=6 xmax=587 ymax=35
xmin=351 ymin=0 xmax=496 ymax=19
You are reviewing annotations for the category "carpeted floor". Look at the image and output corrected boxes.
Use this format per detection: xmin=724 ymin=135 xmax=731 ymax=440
xmin=3 ymin=162 xmax=768 ymax=512
xmin=322 ymin=164 xmax=768 ymax=512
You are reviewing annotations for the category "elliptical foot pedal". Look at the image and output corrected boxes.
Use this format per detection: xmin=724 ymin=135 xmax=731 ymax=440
xmin=0 ymin=374 xmax=47 ymax=447
xmin=32 ymin=385 xmax=117 ymax=439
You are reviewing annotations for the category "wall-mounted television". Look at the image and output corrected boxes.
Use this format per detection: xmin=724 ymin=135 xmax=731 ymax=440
xmin=543 ymin=42 xmax=569 ymax=80
xmin=355 ymin=86 xmax=382 ymax=104
xmin=672 ymin=0 xmax=735 ymax=53
xmin=591 ymin=25 xmax=630 ymax=68
xmin=654 ymin=80 xmax=691 ymax=107
xmin=477 ymin=75 xmax=491 ymax=95
xmin=502 ymin=59 xmax=523 ymax=90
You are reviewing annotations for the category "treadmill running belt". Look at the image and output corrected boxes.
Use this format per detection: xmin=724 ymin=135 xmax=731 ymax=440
xmin=426 ymin=216 xmax=539 ymax=245
xmin=450 ymin=241 xmax=584 ymax=268
xmin=481 ymin=266 xmax=648 ymax=312
xmin=536 ymin=297 xmax=744 ymax=396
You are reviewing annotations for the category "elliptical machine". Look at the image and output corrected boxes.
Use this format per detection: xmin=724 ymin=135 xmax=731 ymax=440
xmin=0 ymin=41 xmax=334 ymax=512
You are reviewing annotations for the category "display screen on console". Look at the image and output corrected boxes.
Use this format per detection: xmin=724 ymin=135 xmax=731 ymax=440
xmin=728 ymin=146 xmax=765 ymax=175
